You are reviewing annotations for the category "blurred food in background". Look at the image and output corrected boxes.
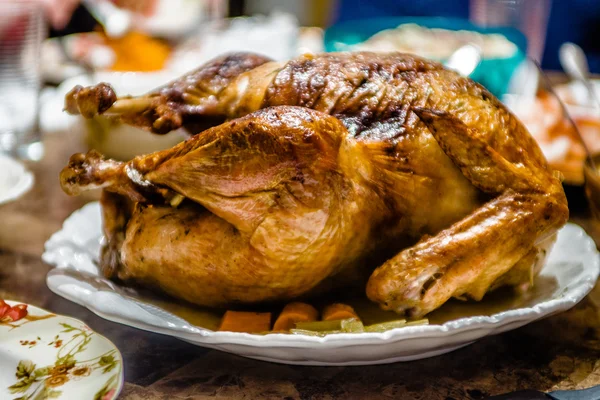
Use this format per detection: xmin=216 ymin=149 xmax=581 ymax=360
xmin=93 ymin=30 xmax=170 ymax=71
xmin=44 ymin=30 xmax=170 ymax=75
xmin=40 ymin=0 xmax=229 ymax=159
xmin=42 ymin=0 xmax=229 ymax=83
xmin=40 ymin=9 xmax=323 ymax=160
xmin=506 ymin=83 xmax=600 ymax=185
xmin=353 ymin=23 xmax=517 ymax=60
xmin=42 ymin=11 xmax=311 ymax=83
xmin=324 ymin=17 xmax=526 ymax=97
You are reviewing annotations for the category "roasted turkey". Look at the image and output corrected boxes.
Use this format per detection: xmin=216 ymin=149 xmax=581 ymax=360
xmin=60 ymin=52 xmax=568 ymax=317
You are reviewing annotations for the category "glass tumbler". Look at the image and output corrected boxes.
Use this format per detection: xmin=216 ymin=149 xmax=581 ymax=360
xmin=470 ymin=0 xmax=552 ymax=63
xmin=0 ymin=0 xmax=45 ymax=160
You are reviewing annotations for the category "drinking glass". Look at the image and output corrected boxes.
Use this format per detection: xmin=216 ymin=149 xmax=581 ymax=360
xmin=0 ymin=0 xmax=45 ymax=160
xmin=470 ymin=0 xmax=552 ymax=63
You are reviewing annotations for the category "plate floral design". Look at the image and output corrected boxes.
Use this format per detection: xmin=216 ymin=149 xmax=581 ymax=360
xmin=0 ymin=301 xmax=123 ymax=400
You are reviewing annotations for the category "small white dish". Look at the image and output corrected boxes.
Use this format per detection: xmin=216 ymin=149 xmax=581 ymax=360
xmin=0 ymin=301 xmax=123 ymax=399
xmin=43 ymin=202 xmax=600 ymax=366
xmin=0 ymin=154 xmax=33 ymax=205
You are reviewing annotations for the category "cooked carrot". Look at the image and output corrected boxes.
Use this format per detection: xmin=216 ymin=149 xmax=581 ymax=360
xmin=273 ymin=302 xmax=318 ymax=332
xmin=218 ymin=311 xmax=271 ymax=333
xmin=322 ymin=303 xmax=360 ymax=321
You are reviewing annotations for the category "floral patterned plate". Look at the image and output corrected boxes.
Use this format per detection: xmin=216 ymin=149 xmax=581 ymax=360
xmin=0 ymin=301 xmax=123 ymax=400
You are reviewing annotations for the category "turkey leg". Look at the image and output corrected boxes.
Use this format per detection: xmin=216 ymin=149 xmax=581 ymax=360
xmin=64 ymin=53 xmax=274 ymax=134
xmin=366 ymin=109 xmax=569 ymax=317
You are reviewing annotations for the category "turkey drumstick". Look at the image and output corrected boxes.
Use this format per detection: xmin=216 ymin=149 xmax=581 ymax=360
xmin=64 ymin=52 xmax=273 ymax=134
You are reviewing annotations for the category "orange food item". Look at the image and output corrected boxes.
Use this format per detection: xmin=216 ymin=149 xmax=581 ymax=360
xmin=218 ymin=311 xmax=272 ymax=333
xmin=273 ymin=302 xmax=319 ymax=332
xmin=102 ymin=30 xmax=171 ymax=72
xmin=322 ymin=303 xmax=360 ymax=321
xmin=515 ymin=90 xmax=600 ymax=185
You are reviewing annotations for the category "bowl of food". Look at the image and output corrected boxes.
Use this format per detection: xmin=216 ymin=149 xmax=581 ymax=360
xmin=324 ymin=17 xmax=526 ymax=97
xmin=44 ymin=51 xmax=599 ymax=365
xmin=41 ymin=28 xmax=174 ymax=84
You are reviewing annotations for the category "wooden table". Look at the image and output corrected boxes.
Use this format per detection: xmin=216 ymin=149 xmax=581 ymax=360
xmin=1 ymin=127 xmax=600 ymax=400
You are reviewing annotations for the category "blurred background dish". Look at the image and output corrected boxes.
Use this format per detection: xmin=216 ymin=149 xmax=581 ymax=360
xmin=39 ymin=11 xmax=319 ymax=159
xmin=41 ymin=30 xmax=172 ymax=84
xmin=324 ymin=17 xmax=526 ymax=97
xmin=504 ymin=79 xmax=600 ymax=186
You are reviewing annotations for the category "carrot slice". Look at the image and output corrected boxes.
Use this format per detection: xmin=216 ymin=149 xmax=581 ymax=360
xmin=273 ymin=302 xmax=318 ymax=332
xmin=218 ymin=311 xmax=271 ymax=333
xmin=322 ymin=303 xmax=360 ymax=321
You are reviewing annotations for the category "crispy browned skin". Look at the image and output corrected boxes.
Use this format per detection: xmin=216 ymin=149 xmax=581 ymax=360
xmin=60 ymin=52 xmax=568 ymax=316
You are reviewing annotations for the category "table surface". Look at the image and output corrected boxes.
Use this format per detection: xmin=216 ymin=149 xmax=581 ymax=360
xmin=2 ymin=107 xmax=600 ymax=400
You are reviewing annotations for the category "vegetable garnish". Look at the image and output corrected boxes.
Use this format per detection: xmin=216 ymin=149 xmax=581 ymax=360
xmin=273 ymin=302 xmax=318 ymax=332
xmin=218 ymin=311 xmax=272 ymax=333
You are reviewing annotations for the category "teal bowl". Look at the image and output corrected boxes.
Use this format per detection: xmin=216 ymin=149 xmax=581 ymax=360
xmin=324 ymin=17 xmax=527 ymax=98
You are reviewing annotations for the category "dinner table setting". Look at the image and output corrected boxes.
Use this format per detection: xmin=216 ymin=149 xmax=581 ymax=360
xmin=2 ymin=1 xmax=600 ymax=399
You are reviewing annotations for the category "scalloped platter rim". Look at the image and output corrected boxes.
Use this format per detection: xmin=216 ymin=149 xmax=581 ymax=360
xmin=43 ymin=202 xmax=600 ymax=365
xmin=0 ymin=300 xmax=124 ymax=399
